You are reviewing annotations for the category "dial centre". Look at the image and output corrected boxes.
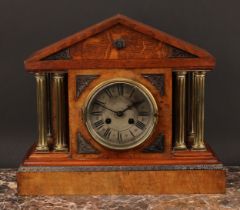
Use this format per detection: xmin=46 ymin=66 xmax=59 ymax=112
xmin=116 ymin=111 xmax=124 ymax=117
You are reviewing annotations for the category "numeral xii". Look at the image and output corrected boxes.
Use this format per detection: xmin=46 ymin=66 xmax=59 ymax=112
xmin=117 ymin=84 xmax=124 ymax=96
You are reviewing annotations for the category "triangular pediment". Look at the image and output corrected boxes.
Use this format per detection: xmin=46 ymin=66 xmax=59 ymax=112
xmin=25 ymin=14 xmax=215 ymax=70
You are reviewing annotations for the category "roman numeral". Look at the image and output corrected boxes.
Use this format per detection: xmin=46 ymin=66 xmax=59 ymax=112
xmin=117 ymin=84 xmax=124 ymax=96
xmin=129 ymin=130 xmax=135 ymax=137
xmin=91 ymin=111 xmax=102 ymax=116
xmin=139 ymin=112 xmax=149 ymax=116
xmin=129 ymin=88 xmax=135 ymax=98
xmin=103 ymin=128 xmax=111 ymax=139
xmin=94 ymin=120 xmax=104 ymax=128
xmin=135 ymin=121 xmax=145 ymax=130
xmin=117 ymin=131 xmax=123 ymax=142
xmin=94 ymin=99 xmax=105 ymax=106
xmin=105 ymin=88 xmax=113 ymax=98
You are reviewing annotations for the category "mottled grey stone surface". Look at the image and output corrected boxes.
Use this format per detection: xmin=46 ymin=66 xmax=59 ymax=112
xmin=0 ymin=167 xmax=240 ymax=210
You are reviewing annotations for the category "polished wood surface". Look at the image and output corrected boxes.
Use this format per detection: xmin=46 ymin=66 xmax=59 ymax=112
xmin=24 ymin=14 xmax=215 ymax=71
xmin=70 ymin=24 xmax=171 ymax=60
xmin=25 ymin=58 xmax=215 ymax=71
xmin=17 ymin=169 xmax=225 ymax=195
xmin=22 ymin=142 xmax=221 ymax=166
xmin=26 ymin=14 xmax=214 ymax=62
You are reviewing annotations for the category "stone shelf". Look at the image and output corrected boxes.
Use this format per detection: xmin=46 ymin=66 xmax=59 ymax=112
xmin=0 ymin=167 xmax=239 ymax=209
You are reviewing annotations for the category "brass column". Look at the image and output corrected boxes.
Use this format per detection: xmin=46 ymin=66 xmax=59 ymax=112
xmin=174 ymin=71 xmax=187 ymax=150
xmin=52 ymin=73 xmax=68 ymax=151
xmin=192 ymin=71 xmax=206 ymax=150
xmin=35 ymin=73 xmax=49 ymax=151
xmin=187 ymin=72 xmax=196 ymax=143
xmin=46 ymin=73 xmax=53 ymax=141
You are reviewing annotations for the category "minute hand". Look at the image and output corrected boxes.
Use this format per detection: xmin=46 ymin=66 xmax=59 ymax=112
xmin=96 ymin=103 xmax=118 ymax=114
xmin=121 ymin=100 xmax=145 ymax=113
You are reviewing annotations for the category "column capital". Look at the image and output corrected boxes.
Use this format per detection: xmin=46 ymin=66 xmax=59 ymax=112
xmin=176 ymin=71 xmax=187 ymax=76
xmin=53 ymin=72 xmax=65 ymax=79
xmin=194 ymin=71 xmax=207 ymax=76
xmin=35 ymin=72 xmax=46 ymax=78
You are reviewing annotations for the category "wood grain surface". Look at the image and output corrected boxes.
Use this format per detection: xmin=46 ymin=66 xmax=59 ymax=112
xmin=24 ymin=14 xmax=215 ymax=71
xmin=17 ymin=169 xmax=225 ymax=195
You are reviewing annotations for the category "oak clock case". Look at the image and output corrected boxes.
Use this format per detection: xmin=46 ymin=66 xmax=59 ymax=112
xmin=18 ymin=15 xmax=225 ymax=195
xmin=84 ymin=79 xmax=158 ymax=150
xmin=71 ymin=70 xmax=169 ymax=158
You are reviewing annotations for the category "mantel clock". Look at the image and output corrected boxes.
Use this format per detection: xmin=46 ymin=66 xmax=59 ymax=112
xmin=17 ymin=15 xmax=225 ymax=195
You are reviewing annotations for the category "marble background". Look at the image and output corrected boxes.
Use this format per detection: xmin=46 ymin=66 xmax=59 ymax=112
xmin=0 ymin=167 xmax=240 ymax=210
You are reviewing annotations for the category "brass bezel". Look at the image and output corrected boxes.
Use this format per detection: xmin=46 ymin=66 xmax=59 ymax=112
xmin=83 ymin=78 xmax=158 ymax=150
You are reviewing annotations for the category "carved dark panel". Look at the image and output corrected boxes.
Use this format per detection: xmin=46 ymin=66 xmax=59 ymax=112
xmin=170 ymin=47 xmax=197 ymax=58
xmin=142 ymin=133 xmax=164 ymax=153
xmin=77 ymin=132 xmax=98 ymax=154
xmin=44 ymin=49 xmax=71 ymax=60
xmin=143 ymin=74 xmax=164 ymax=96
xmin=18 ymin=164 xmax=224 ymax=172
xmin=76 ymin=75 xmax=98 ymax=98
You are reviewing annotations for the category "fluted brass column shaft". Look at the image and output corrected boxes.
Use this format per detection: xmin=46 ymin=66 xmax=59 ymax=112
xmin=187 ymin=72 xmax=196 ymax=141
xmin=46 ymin=73 xmax=53 ymax=140
xmin=192 ymin=71 xmax=206 ymax=150
xmin=35 ymin=73 xmax=49 ymax=151
xmin=53 ymin=73 xmax=67 ymax=151
xmin=174 ymin=71 xmax=187 ymax=150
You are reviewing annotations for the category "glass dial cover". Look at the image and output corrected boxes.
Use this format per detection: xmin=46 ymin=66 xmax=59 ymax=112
xmin=84 ymin=79 xmax=158 ymax=150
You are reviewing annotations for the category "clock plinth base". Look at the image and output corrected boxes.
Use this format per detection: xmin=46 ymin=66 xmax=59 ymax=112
xmin=17 ymin=165 xmax=225 ymax=195
xmin=17 ymin=144 xmax=225 ymax=195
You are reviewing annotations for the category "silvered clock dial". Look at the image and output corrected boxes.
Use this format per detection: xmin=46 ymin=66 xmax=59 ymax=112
xmin=84 ymin=79 xmax=158 ymax=150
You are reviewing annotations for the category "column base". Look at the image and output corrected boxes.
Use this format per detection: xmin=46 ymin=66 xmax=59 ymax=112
xmin=191 ymin=143 xmax=206 ymax=151
xmin=174 ymin=143 xmax=187 ymax=150
xmin=35 ymin=145 xmax=49 ymax=152
xmin=53 ymin=145 xmax=68 ymax=152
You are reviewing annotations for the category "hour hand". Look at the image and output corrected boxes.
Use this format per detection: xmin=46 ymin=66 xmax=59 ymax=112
xmin=122 ymin=100 xmax=145 ymax=112
xmin=131 ymin=99 xmax=145 ymax=107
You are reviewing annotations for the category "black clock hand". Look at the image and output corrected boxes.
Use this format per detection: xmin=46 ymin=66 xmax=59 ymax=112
xmin=96 ymin=103 xmax=118 ymax=114
xmin=121 ymin=100 xmax=145 ymax=113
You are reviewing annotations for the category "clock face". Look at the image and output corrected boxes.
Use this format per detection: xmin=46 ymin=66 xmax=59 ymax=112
xmin=84 ymin=79 xmax=158 ymax=150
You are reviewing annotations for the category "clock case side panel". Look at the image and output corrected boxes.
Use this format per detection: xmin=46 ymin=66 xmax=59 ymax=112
xmin=68 ymin=69 xmax=173 ymax=162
